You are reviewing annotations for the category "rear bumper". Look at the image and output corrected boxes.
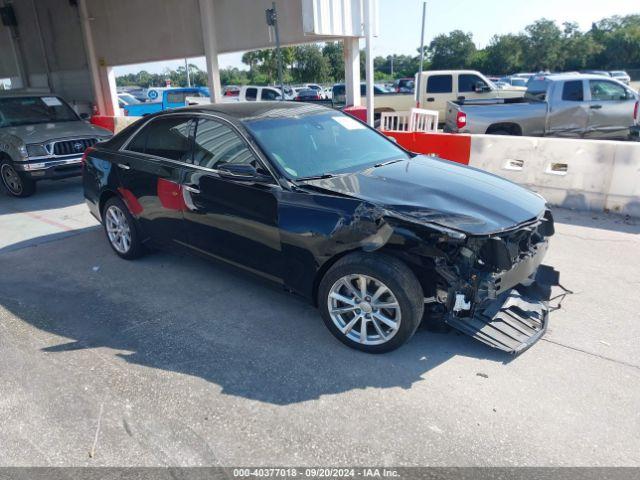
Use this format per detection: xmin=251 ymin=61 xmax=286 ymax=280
xmin=14 ymin=156 xmax=83 ymax=180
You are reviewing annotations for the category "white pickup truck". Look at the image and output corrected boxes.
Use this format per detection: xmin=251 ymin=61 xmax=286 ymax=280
xmin=333 ymin=70 xmax=524 ymax=123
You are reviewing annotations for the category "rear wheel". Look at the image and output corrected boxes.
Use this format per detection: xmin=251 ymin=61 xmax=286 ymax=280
xmin=318 ymin=252 xmax=424 ymax=353
xmin=102 ymin=197 xmax=144 ymax=260
xmin=1 ymin=159 xmax=36 ymax=197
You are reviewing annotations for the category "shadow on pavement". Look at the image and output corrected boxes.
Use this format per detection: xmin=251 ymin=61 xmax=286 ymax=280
xmin=0 ymin=177 xmax=84 ymax=215
xmin=0 ymin=228 xmax=511 ymax=406
xmin=552 ymin=206 xmax=640 ymax=235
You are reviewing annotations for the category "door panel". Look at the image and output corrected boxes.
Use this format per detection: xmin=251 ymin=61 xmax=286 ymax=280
xmin=117 ymin=115 xmax=193 ymax=245
xmin=547 ymin=80 xmax=588 ymax=137
xmin=182 ymin=118 xmax=282 ymax=280
xmin=586 ymin=80 xmax=635 ymax=139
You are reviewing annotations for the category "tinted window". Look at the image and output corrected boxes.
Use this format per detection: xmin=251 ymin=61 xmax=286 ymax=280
xmin=128 ymin=117 xmax=192 ymax=161
xmin=166 ymin=92 xmax=188 ymax=104
xmin=459 ymin=74 xmax=488 ymax=93
xmin=562 ymin=81 xmax=584 ymax=102
xmin=245 ymin=88 xmax=258 ymax=101
xmin=590 ymin=80 xmax=627 ymax=101
xmin=261 ymin=89 xmax=280 ymax=101
xmin=427 ymin=75 xmax=453 ymax=93
xmin=193 ymin=119 xmax=256 ymax=169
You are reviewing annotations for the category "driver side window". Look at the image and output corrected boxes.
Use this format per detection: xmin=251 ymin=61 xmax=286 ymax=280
xmin=193 ymin=118 xmax=257 ymax=170
xmin=459 ymin=74 xmax=488 ymax=93
xmin=590 ymin=80 xmax=627 ymax=102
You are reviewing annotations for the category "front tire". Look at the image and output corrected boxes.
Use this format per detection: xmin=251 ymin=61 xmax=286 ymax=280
xmin=318 ymin=252 xmax=424 ymax=353
xmin=102 ymin=197 xmax=144 ymax=260
xmin=1 ymin=159 xmax=36 ymax=197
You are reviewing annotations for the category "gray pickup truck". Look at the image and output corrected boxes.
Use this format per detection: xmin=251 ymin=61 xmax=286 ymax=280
xmin=445 ymin=74 xmax=640 ymax=141
xmin=0 ymin=93 xmax=112 ymax=197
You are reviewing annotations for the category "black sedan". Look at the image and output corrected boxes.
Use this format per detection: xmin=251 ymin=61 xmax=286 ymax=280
xmin=83 ymin=102 xmax=558 ymax=354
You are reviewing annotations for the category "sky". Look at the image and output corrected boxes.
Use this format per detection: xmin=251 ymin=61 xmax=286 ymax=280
xmin=113 ymin=0 xmax=639 ymax=76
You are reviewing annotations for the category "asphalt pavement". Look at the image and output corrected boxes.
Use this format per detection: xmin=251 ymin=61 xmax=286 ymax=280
xmin=0 ymin=178 xmax=639 ymax=466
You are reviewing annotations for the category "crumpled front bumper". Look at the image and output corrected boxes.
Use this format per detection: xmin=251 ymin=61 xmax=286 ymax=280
xmin=446 ymin=265 xmax=559 ymax=354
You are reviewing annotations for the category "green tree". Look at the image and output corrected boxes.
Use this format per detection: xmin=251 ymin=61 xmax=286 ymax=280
xmin=523 ymin=19 xmax=564 ymax=71
xmin=322 ymin=42 xmax=345 ymax=81
xmin=428 ymin=30 xmax=477 ymax=69
xmin=291 ymin=44 xmax=329 ymax=83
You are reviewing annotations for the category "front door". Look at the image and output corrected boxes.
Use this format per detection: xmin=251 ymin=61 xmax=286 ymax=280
xmin=586 ymin=79 xmax=636 ymax=139
xmin=117 ymin=115 xmax=193 ymax=245
xmin=181 ymin=117 xmax=282 ymax=281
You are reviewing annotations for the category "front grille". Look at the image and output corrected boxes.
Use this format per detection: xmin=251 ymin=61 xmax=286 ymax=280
xmin=52 ymin=138 xmax=97 ymax=156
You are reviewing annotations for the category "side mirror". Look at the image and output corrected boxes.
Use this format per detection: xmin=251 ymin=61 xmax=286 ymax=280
xmin=474 ymin=83 xmax=490 ymax=94
xmin=80 ymin=113 xmax=90 ymax=120
xmin=218 ymin=163 xmax=273 ymax=183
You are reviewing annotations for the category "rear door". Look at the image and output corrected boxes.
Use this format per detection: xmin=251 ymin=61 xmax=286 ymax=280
xmin=546 ymin=80 xmax=588 ymax=137
xmin=181 ymin=116 xmax=282 ymax=281
xmin=117 ymin=115 xmax=193 ymax=245
xmin=586 ymin=79 xmax=636 ymax=139
xmin=422 ymin=74 xmax=453 ymax=119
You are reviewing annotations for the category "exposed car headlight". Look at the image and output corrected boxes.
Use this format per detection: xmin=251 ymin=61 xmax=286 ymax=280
xmin=26 ymin=144 xmax=49 ymax=157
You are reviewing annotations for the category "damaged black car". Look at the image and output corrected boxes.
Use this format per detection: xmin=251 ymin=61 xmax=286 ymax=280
xmin=83 ymin=102 xmax=559 ymax=354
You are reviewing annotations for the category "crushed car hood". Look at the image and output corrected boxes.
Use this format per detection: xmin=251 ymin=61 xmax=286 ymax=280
xmin=300 ymin=156 xmax=546 ymax=236
xmin=1 ymin=121 xmax=111 ymax=144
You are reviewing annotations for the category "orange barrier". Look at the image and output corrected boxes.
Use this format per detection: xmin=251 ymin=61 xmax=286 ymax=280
xmin=382 ymin=131 xmax=471 ymax=165
xmin=91 ymin=115 xmax=115 ymax=132
xmin=343 ymin=106 xmax=368 ymax=123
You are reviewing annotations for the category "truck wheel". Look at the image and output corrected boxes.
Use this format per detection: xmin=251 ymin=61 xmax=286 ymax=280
xmin=102 ymin=197 xmax=144 ymax=260
xmin=318 ymin=252 xmax=424 ymax=353
xmin=1 ymin=159 xmax=36 ymax=197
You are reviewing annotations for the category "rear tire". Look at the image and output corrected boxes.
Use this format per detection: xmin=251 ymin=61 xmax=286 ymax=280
xmin=1 ymin=159 xmax=36 ymax=197
xmin=102 ymin=197 xmax=144 ymax=260
xmin=318 ymin=252 xmax=424 ymax=353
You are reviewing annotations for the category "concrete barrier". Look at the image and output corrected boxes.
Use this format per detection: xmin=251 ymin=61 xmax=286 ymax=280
xmin=468 ymin=135 xmax=640 ymax=217
xmin=381 ymin=129 xmax=640 ymax=217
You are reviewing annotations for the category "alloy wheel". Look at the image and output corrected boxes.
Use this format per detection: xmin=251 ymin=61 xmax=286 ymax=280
xmin=327 ymin=274 xmax=402 ymax=345
xmin=105 ymin=205 xmax=132 ymax=254
xmin=1 ymin=164 xmax=23 ymax=195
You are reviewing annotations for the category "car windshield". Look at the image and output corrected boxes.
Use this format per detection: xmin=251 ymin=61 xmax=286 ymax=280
xmin=0 ymin=96 xmax=79 ymax=127
xmin=245 ymin=111 xmax=410 ymax=180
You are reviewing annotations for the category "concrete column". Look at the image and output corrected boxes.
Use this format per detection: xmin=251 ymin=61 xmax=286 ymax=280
xmin=78 ymin=0 xmax=106 ymax=115
xmin=199 ymin=0 xmax=222 ymax=103
xmin=363 ymin=0 xmax=374 ymax=126
xmin=102 ymin=66 xmax=119 ymax=116
xmin=343 ymin=37 xmax=361 ymax=107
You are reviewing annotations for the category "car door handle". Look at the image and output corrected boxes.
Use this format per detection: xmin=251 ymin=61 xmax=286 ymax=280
xmin=183 ymin=185 xmax=200 ymax=194
xmin=590 ymin=104 xmax=602 ymax=110
xmin=426 ymin=97 xmax=435 ymax=102
xmin=117 ymin=163 xmax=131 ymax=170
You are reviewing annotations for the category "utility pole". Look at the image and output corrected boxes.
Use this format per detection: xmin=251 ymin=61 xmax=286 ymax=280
xmin=184 ymin=58 xmax=191 ymax=87
xmin=266 ymin=2 xmax=284 ymax=101
xmin=390 ymin=56 xmax=394 ymax=77
xmin=416 ymin=1 xmax=427 ymax=108
xmin=364 ymin=0 xmax=375 ymax=127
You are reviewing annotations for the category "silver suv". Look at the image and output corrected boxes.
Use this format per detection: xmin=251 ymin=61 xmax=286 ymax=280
xmin=0 ymin=93 xmax=112 ymax=197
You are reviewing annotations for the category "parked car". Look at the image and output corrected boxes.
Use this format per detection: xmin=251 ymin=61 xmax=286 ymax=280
xmin=83 ymin=102 xmax=558 ymax=354
xmin=294 ymin=88 xmax=322 ymax=101
xmin=581 ymin=70 xmax=612 ymax=77
xmin=610 ymin=71 xmax=631 ymax=86
xmin=123 ymin=87 xmax=210 ymax=116
xmin=118 ymin=93 xmax=141 ymax=108
xmin=220 ymin=85 xmax=282 ymax=103
xmin=0 ymin=93 xmax=112 ymax=197
xmin=445 ymin=74 xmax=640 ymax=140
xmin=497 ymin=76 xmax=528 ymax=90
xmin=333 ymin=71 xmax=524 ymax=124
xmin=393 ymin=78 xmax=415 ymax=93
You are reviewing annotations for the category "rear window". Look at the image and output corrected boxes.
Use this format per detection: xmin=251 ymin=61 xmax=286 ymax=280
xmin=562 ymin=81 xmax=584 ymax=102
xmin=525 ymin=78 xmax=550 ymax=101
xmin=427 ymin=75 xmax=452 ymax=94
xmin=245 ymin=88 xmax=258 ymax=101
xmin=127 ymin=116 xmax=192 ymax=161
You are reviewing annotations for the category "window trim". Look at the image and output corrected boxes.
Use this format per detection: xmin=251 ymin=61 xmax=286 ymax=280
xmin=120 ymin=112 xmax=281 ymax=187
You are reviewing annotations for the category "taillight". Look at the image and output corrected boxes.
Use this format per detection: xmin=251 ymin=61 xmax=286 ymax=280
xmin=634 ymin=101 xmax=639 ymax=123
xmin=81 ymin=146 xmax=95 ymax=169
xmin=456 ymin=111 xmax=467 ymax=129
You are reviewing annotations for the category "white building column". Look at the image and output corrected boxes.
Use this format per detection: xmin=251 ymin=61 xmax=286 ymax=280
xmin=343 ymin=37 xmax=361 ymax=107
xmin=102 ymin=66 xmax=119 ymax=116
xmin=78 ymin=0 xmax=106 ymax=115
xmin=199 ymin=0 xmax=222 ymax=103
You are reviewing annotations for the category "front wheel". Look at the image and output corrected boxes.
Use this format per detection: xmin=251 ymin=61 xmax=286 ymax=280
xmin=318 ymin=252 xmax=424 ymax=353
xmin=1 ymin=159 xmax=36 ymax=197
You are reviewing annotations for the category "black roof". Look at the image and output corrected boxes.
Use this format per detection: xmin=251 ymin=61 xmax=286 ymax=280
xmin=173 ymin=101 xmax=331 ymax=122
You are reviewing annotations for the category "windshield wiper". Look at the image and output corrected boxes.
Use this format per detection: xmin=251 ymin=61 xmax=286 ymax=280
xmin=373 ymin=158 xmax=404 ymax=168
xmin=296 ymin=173 xmax=337 ymax=181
